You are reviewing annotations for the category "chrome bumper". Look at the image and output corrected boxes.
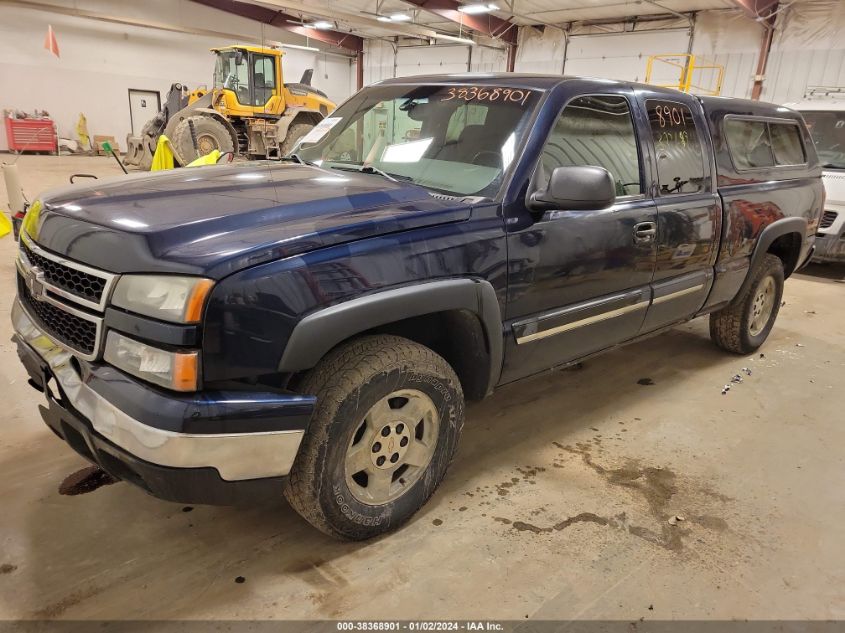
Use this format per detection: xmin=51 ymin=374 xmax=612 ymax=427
xmin=12 ymin=300 xmax=304 ymax=482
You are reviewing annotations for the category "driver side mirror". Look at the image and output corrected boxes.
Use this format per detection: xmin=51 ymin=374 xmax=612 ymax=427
xmin=527 ymin=165 xmax=616 ymax=212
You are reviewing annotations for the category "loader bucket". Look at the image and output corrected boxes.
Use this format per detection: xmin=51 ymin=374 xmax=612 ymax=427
xmin=125 ymin=134 xmax=155 ymax=170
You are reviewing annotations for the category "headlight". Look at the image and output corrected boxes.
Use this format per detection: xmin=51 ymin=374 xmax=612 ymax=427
xmin=111 ymin=275 xmax=214 ymax=323
xmin=104 ymin=331 xmax=199 ymax=392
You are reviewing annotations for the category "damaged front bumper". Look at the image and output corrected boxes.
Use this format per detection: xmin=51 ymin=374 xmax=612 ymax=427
xmin=12 ymin=300 xmax=315 ymax=505
xmin=813 ymin=231 xmax=845 ymax=263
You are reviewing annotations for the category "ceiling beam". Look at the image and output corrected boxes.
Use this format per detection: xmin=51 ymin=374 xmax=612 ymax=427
xmin=400 ymin=0 xmax=517 ymax=44
xmin=189 ymin=0 xmax=364 ymax=52
xmin=244 ymin=0 xmax=461 ymax=44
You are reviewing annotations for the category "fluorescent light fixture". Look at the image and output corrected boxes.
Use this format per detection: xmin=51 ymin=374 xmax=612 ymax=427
xmin=435 ymin=33 xmax=476 ymax=45
xmin=378 ymin=13 xmax=412 ymax=22
xmin=281 ymin=43 xmax=320 ymax=52
xmin=457 ymin=3 xmax=498 ymax=14
xmin=309 ymin=21 xmax=333 ymax=30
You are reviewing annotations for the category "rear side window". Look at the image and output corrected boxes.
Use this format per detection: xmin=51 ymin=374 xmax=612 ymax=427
xmin=724 ymin=117 xmax=806 ymax=170
xmin=724 ymin=119 xmax=774 ymax=168
xmin=646 ymin=100 xmax=706 ymax=195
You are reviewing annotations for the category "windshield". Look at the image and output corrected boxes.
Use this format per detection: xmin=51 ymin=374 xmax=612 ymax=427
xmin=294 ymin=84 xmax=542 ymax=197
xmin=213 ymin=51 xmax=249 ymax=102
xmin=800 ymin=110 xmax=845 ymax=169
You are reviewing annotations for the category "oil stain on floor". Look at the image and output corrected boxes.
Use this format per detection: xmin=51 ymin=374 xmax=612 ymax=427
xmin=488 ymin=440 xmax=732 ymax=552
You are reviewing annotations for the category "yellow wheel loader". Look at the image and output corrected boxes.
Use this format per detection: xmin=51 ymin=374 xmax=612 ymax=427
xmin=125 ymin=45 xmax=336 ymax=169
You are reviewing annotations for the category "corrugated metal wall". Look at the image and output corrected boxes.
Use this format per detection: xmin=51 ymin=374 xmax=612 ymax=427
xmin=363 ymin=1 xmax=845 ymax=105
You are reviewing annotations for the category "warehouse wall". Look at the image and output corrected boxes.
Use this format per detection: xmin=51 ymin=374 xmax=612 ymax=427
xmin=362 ymin=40 xmax=507 ymax=85
xmin=362 ymin=0 xmax=843 ymax=107
xmin=762 ymin=1 xmax=845 ymax=104
xmin=0 ymin=1 xmax=355 ymax=151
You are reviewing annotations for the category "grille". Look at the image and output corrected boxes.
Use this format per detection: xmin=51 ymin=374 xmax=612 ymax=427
xmin=18 ymin=274 xmax=97 ymax=355
xmin=21 ymin=239 xmax=107 ymax=304
xmin=820 ymin=210 xmax=838 ymax=229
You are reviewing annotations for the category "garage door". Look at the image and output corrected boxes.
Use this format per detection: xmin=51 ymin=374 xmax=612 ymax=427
xmin=564 ymin=30 xmax=691 ymax=84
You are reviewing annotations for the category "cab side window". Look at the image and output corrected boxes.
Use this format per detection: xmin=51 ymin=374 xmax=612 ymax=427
xmin=542 ymin=95 xmax=642 ymax=197
xmin=646 ymin=99 xmax=707 ymax=195
xmin=252 ymin=55 xmax=276 ymax=106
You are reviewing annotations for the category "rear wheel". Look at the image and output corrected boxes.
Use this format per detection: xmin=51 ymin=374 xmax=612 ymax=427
xmin=284 ymin=335 xmax=464 ymax=540
xmin=172 ymin=115 xmax=234 ymax=165
xmin=710 ymin=254 xmax=785 ymax=354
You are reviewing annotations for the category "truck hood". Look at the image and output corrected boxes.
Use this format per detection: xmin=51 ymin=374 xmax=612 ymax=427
xmin=28 ymin=162 xmax=471 ymax=278
xmin=822 ymin=169 xmax=845 ymax=207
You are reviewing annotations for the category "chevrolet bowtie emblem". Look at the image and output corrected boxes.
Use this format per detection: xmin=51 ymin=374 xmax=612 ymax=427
xmin=26 ymin=265 xmax=47 ymax=301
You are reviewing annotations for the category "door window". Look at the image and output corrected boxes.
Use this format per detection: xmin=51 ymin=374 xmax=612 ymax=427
xmin=542 ymin=95 xmax=642 ymax=196
xmin=252 ymin=55 xmax=276 ymax=106
xmin=646 ymin=99 xmax=707 ymax=195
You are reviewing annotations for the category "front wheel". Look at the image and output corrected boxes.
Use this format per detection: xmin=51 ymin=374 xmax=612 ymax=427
xmin=284 ymin=335 xmax=464 ymax=540
xmin=710 ymin=253 xmax=785 ymax=354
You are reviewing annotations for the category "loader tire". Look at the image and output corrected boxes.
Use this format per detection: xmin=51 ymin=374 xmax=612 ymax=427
xmin=172 ymin=115 xmax=234 ymax=166
xmin=279 ymin=122 xmax=315 ymax=156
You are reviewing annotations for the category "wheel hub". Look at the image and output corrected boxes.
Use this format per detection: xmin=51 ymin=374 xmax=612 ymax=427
xmin=370 ymin=422 xmax=411 ymax=469
xmin=749 ymin=275 xmax=776 ymax=336
xmin=344 ymin=389 xmax=440 ymax=505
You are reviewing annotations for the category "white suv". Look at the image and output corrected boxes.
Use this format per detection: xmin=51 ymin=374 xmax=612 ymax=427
xmin=787 ymin=87 xmax=845 ymax=263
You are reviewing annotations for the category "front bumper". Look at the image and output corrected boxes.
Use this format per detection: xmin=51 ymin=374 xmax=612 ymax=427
xmin=12 ymin=300 xmax=315 ymax=505
xmin=812 ymin=231 xmax=845 ymax=263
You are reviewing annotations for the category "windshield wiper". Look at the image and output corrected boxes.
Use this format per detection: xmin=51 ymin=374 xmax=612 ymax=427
xmin=822 ymin=163 xmax=845 ymax=170
xmin=330 ymin=164 xmax=414 ymax=183
xmin=280 ymin=153 xmax=318 ymax=167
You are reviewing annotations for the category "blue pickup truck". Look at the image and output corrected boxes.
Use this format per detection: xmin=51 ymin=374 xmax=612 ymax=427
xmin=13 ymin=75 xmax=822 ymax=539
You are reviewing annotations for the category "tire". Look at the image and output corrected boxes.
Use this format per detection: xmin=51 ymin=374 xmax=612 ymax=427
xmin=279 ymin=122 xmax=314 ymax=156
xmin=710 ymin=254 xmax=785 ymax=354
xmin=171 ymin=115 xmax=234 ymax=165
xmin=284 ymin=335 xmax=465 ymax=540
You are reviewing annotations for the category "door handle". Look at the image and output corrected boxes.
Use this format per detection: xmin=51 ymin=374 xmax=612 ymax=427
xmin=633 ymin=221 xmax=657 ymax=244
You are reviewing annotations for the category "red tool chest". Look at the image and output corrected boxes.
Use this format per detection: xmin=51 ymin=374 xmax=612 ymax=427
xmin=4 ymin=117 xmax=57 ymax=153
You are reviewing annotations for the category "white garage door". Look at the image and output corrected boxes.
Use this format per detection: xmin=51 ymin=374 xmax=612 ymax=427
xmin=564 ymin=30 xmax=691 ymax=84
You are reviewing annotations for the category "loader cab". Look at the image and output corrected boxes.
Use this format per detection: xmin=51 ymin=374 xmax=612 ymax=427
xmin=212 ymin=46 xmax=285 ymax=116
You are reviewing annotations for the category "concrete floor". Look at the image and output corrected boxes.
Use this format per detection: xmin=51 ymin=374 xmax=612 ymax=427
xmin=1 ymin=155 xmax=844 ymax=620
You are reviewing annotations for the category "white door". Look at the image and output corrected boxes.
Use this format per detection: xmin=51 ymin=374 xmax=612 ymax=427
xmin=128 ymin=90 xmax=161 ymax=135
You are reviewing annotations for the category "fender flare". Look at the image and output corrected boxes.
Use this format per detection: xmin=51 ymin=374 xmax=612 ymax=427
xmin=278 ymin=279 xmax=504 ymax=395
xmin=737 ymin=217 xmax=807 ymax=298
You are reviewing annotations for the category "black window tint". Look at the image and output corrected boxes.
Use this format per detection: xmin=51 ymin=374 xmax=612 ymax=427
xmin=646 ymin=99 xmax=706 ymax=195
xmin=724 ymin=119 xmax=774 ymax=169
xmin=542 ymin=95 xmax=642 ymax=196
xmin=770 ymin=123 xmax=805 ymax=165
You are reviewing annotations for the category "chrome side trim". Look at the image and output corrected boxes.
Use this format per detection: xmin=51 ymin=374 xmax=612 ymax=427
xmin=651 ymin=283 xmax=706 ymax=305
xmin=15 ymin=258 xmax=104 ymax=362
xmin=12 ymin=301 xmax=303 ymax=481
xmin=515 ymin=299 xmax=650 ymax=344
xmin=19 ymin=232 xmax=117 ymax=312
